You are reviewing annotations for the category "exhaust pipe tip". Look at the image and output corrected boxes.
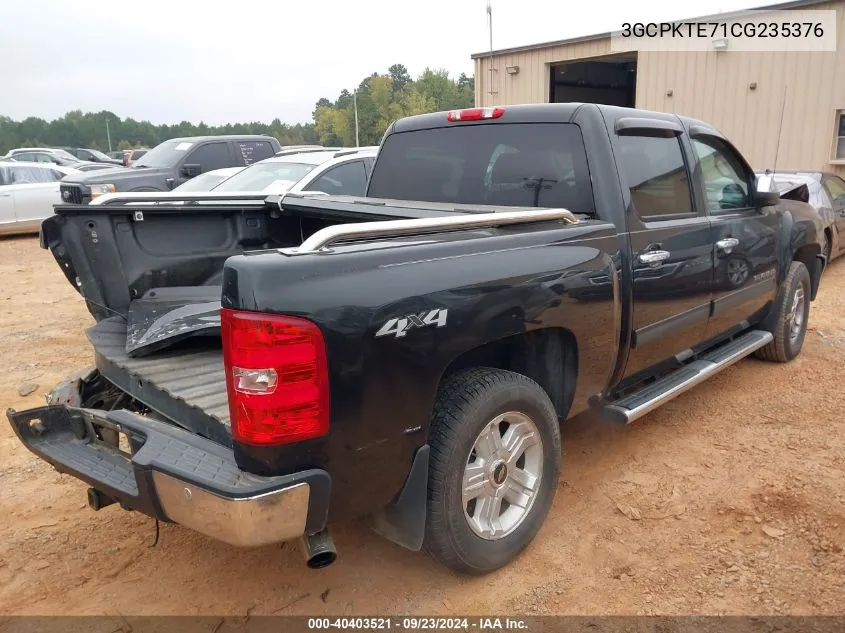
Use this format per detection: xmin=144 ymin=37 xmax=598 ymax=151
xmin=301 ymin=529 xmax=337 ymax=569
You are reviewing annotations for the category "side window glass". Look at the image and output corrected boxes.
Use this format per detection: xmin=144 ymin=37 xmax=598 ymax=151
xmin=10 ymin=166 xmax=40 ymax=184
xmin=305 ymin=161 xmax=367 ymax=196
xmin=184 ymin=143 xmax=231 ymax=173
xmin=691 ymin=138 xmax=751 ymax=211
xmin=238 ymin=141 xmax=274 ymax=165
xmin=617 ymin=135 xmax=693 ymax=218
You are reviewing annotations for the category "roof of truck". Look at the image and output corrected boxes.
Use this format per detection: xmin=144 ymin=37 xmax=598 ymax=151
xmin=165 ymin=135 xmax=278 ymax=142
xmin=390 ymin=103 xmax=719 ymax=138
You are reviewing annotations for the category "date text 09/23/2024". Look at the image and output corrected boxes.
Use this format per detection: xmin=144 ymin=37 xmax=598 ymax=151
xmin=307 ymin=617 xmax=529 ymax=630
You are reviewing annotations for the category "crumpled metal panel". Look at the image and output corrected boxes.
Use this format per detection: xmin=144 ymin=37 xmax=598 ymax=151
xmin=125 ymin=286 xmax=222 ymax=357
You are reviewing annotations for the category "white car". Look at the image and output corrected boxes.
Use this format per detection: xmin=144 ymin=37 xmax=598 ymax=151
xmin=210 ymin=147 xmax=378 ymax=196
xmin=0 ymin=162 xmax=80 ymax=235
xmin=171 ymin=167 xmax=245 ymax=192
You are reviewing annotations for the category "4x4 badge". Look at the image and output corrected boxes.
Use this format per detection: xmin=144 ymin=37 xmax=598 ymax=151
xmin=375 ymin=309 xmax=448 ymax=339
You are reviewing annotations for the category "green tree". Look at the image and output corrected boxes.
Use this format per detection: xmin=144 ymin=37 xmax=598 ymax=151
xmin=388 ymin=64 xmax=412 ymax=92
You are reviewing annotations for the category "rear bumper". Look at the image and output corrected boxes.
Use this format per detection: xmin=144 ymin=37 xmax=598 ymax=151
xmin=6 ymin=405 xmax=330 ymax=547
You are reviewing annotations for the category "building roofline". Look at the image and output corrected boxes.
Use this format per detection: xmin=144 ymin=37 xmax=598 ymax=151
xmin=470 ymin=0 xmax=839 ymax=58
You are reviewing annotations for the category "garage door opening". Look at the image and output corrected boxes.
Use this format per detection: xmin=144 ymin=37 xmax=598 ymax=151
xmin=549 ymin=54 xmax=637 ymax=107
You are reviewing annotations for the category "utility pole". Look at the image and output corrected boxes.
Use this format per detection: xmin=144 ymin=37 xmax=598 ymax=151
xmin=353 ymin=90 xmax=360 ymax=148
xmin=487 ymin=0 xmax=497 ymax=96
xmin=106 ymin=119 xmax=112 ymax=151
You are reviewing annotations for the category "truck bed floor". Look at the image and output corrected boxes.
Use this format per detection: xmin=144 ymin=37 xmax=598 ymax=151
xmin=87 ymin=318 xmax=231 ymax=446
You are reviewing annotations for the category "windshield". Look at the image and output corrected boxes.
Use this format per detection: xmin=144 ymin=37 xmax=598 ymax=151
xmin=87 ymin=149 xmax=112 ymax=161
xmin=173 ymin=172 xmax=231 ymax=192
xmin=134 ymin=140 xmax=193 ymax=168
xmin=212 ymin=162 xmax=316 ymax=192
xmin=53 ymin=149 xmax=79 ymax=161
xmin=367 ymin=123 xmax=596 ymax=214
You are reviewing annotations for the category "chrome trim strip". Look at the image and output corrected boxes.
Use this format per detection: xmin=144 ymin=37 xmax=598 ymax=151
xmin=607 ymin=330 xmax=773 ymax=424
xmin=90 ymin=191 xmax=273 ymax=206
xmin=153 ymin=471 xmax=310 ymax=547
xmin=293 ymin=208 xmax=578 ymax=254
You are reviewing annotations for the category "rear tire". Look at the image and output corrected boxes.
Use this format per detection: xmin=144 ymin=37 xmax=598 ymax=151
xmin=755 ymin=261 xmax=810 ymax=363
xmin=424 ymin=367 xmax=561 ymax=575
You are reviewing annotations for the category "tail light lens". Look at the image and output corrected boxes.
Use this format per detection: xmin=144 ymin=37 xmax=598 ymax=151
xmin=221 ymin=308 xmax=329 ymax=446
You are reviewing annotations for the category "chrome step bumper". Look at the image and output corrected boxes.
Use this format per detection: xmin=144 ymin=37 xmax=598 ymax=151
xmin=6 ymin=404 xmax=330 ymax=547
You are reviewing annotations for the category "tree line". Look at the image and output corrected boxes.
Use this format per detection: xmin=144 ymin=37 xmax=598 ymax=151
xmin=0 ymin=64 xmax=474 ymax=155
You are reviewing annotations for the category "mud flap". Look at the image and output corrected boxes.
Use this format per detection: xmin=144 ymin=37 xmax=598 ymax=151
xmin=370 ymin=444 xmax=429 ymax=551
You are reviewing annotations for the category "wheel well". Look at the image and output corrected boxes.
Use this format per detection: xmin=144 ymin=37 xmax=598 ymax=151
xmin=440 ymin=328 xmax=578 ymax=419
xmin=793 ymin=243 xmax=822 ymax=298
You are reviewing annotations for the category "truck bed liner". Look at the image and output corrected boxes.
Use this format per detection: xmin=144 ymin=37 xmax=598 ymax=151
xmin=88 ymin=318 xmax=231 ymax=446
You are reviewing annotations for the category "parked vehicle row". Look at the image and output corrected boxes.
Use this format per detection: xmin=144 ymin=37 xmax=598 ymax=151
xmin=8 ymin=103 xmax=827 ymax=576
xmin=1 ymin=147 xmax=110 ymax=172
xmin=58 ymin=134 xmax=283 ymax=204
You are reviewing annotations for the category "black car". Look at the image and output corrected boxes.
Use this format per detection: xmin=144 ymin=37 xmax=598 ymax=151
xmin=59 ymin=135 xmax=282 ymax=203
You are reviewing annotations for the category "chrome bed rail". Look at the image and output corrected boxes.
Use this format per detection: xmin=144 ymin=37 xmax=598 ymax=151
xmin=292 ymin=208 xmax=579 ymax=254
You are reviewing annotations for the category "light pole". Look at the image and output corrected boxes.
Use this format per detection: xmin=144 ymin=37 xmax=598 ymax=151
xmin=353 ymin=90 xmax=360 ymax=147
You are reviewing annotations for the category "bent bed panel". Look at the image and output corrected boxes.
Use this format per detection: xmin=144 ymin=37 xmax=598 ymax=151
xmin=87 ymin=317 xmax=231 ymax=446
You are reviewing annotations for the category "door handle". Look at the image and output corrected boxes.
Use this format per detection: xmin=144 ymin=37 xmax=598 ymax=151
xmin=637 ymin=250 xmax=671 ymax=266
xmin=0 ymin=194 xmax=10 ymax=198
xmin=716 ymin=238 xmax=739 ymax=254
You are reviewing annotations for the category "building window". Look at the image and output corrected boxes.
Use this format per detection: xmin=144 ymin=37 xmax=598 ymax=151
xmin=835 ymin=111 xmax=845 ymax=160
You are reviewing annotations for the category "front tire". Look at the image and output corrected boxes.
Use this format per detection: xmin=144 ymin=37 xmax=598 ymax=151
xmin=755 ymin=261 xmax=811 ymax=362
xmin=424 ymin=368 xmax=561 ymax=575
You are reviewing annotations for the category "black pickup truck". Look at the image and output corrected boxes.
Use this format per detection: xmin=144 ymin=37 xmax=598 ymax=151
xmin=59 ymin=135 xmax=282 ymax=204
xmin=8 ymin=103 xmax=826 ymax=575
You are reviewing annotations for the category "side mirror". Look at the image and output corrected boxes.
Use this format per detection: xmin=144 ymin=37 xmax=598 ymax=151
xmin=756 ymin=190 xmax=781 ymax=208
xmin=180 ymin=163 xmax=201 ymax=178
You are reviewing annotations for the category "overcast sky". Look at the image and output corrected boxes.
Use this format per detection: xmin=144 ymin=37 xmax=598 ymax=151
xmin=1 ymin=0 xmax=766 ymax=126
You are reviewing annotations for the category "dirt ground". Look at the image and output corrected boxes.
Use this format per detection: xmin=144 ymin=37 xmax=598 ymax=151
xmin=0 ymin=234 xmax=843 ymax=617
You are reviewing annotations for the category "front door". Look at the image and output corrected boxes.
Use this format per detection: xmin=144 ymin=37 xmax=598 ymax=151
xmin=689 ymin=136 xmax=779 ymax=340
xmin=822 ymin=174 xmax=845 ymax=251
xmin=614 ymin=131 xmax=715 ymax=379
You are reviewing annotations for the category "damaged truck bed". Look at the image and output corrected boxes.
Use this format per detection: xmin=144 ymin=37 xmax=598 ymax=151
xmin=89 ymin=316 xmax=230 ymax=445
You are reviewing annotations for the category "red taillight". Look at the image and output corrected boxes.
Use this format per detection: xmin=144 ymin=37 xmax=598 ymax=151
xmin=446 ymin=107 xmax=505 ymax=122
xmin=221 ymin=308 xmax=329 ymax=446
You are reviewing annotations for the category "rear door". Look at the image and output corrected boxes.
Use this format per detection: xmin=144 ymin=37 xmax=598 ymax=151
xmin=611 ymin=123 xmax=715 ymax=379
xmin=688 ymin=135 xmax=779 ymax=340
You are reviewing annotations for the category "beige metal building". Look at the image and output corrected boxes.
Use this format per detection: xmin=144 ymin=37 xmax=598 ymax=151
xmin=472 ymin=0 xmax=845 ymax=176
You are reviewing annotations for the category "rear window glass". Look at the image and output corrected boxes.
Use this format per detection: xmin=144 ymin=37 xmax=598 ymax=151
xmin=367 ymin=123 xmax=595 ymax=214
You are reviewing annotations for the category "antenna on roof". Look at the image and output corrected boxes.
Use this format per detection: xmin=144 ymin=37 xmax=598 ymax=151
xmin=772 ymin=84 xmax=788 ymax=176
xmin=760 ymin=84 xmax=788 ymax=193
xmin=487 ymin=0 xmax=498 ymax=96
